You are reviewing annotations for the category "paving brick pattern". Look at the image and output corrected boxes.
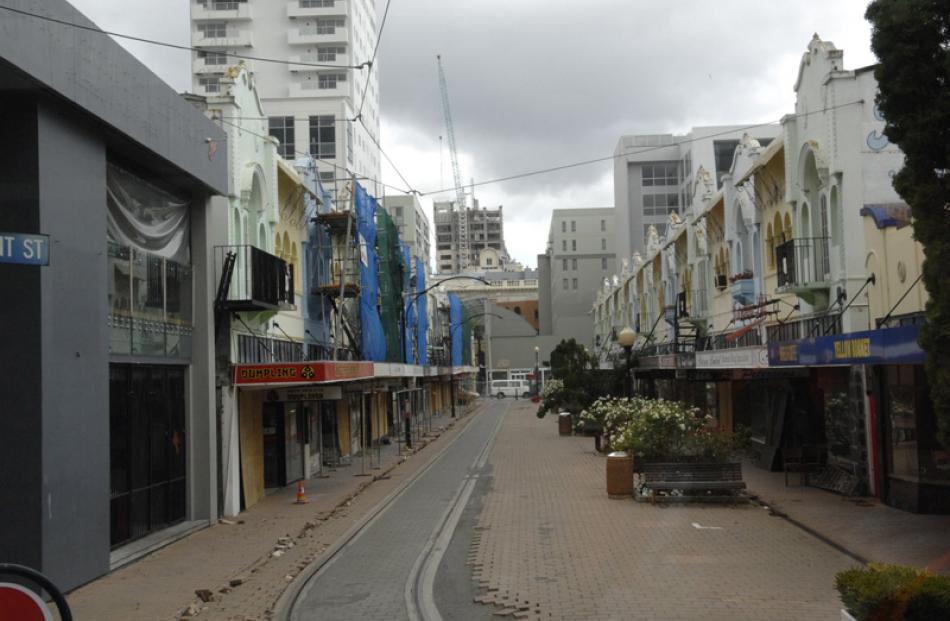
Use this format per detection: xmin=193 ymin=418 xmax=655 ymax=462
xmin=469 ymin=403 xmax=857 ymax=621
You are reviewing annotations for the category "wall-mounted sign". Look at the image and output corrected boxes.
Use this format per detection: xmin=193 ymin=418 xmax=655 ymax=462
xmin=695 ymin=346 xmax=768 ymax=369
xmin=233 ymin=361 xmax=374 ymax=385
xmin=0 ymin=233 xmax=50 ymax=266
xmin=269 ymin=385 xmax=343 ymax=401
xmin=768 ymin=325 xmax=925 ymax=366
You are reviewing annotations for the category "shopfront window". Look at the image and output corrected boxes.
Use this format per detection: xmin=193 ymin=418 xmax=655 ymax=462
xmin=884 ymin=365 xmax=948 ymax=484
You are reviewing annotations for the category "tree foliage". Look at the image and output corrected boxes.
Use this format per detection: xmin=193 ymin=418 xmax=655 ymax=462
xmin=866 ymin=0 xmax=950 ymax=446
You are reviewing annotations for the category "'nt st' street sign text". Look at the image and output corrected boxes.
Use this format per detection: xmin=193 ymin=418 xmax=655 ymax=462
xmin=0 ymin=233 xmax=50 ymax=266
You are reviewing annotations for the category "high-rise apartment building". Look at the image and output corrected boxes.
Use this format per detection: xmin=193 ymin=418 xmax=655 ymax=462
xmin=381 ymin=194 xmax=432 ymax=277
xmin=190 ymin=0 xmax=381 ymax=193
xmin=613 ymin=126 xmax=780 ymax=261
xmin=538 ymin=208 xmax=616 ymax=348
xmin=433 ymin=200 xmax=510 ymax=273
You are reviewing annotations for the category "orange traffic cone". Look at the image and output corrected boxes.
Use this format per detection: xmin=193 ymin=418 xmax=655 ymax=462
xmin=294 ymin=480 xmax=308 ymax=504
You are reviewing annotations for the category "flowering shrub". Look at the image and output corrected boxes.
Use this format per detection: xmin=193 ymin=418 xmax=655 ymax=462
xmin=576 ymin=396 xmax=639 ymax=436
xmin=536 ymin=379 xmax=565 ymax=418
xmin=604 ymin=397 xmax=748 ymax=462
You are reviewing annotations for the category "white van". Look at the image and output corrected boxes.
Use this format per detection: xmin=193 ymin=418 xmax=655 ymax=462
xmin=490 ymin=379 xmax=531 ymax=399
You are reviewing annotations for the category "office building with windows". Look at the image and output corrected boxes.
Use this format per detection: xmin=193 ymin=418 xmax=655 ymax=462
xmin=190 ymin=0 xmax=381 ymax=195
xmin=613 ymin=126 xmax=780 ymax=260
xmin=381 ymin=194 xmax=431 ymax=278
xmin=537 ymin=208 xmax=616 ymax=349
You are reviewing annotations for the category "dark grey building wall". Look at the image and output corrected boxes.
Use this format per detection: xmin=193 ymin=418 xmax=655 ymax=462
xmin=0 ymin=0 xmax=227 ymax=195
xmin=37 ymin=99 xmax=110 ymax=588
xmin=0 ymin=97 xmax=110 ymax=591
xmin=0 ymin=97 xmax=43 ymax=573
xmin=537 ymin=253 xmax=552 ymax=334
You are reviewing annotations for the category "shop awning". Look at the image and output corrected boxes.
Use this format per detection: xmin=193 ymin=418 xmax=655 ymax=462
xmin=232 ymin=361 xmax=374 ymax=388
xmin=768 ymin=324 xmax=926 ymax=367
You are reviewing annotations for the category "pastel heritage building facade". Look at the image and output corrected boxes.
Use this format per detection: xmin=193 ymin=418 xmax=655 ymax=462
xmin=595 ymin=36 xmax=943 ymax=514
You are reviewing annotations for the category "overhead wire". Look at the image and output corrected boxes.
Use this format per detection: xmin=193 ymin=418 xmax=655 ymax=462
xmin=416 ymin=99 xmax=865 ymax=197
xmin=0 ymin=2 xmax=364 ymax=70
xmin=353 ymin=0 xmax=392 ymax=122
xmin=214 ymin=116 xmax=412 ymax=195
xmin=3 ymin=2 xmax=868 ymax=205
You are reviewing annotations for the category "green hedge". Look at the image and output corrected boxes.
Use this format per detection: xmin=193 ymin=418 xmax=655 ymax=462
xmin=836 ymin=564 xmax=950 ymax=620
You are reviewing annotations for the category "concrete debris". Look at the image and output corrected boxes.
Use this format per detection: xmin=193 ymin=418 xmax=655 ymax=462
xmin=228 ymin=578 xmax=245 ymax=587
xmin=271 ymin=550 xmax=284 ymax=558
xmin=195 ymin=589 xmax=215 ymax=602
xmin=179 ymin=603 xmax=201 ymax=617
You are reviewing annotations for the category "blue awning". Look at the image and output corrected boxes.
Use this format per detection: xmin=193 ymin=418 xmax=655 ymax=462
xmin=860 ymin=203 xmax=912 ymax=229
xmin=769 ymin=324 xmax=925 ymax=366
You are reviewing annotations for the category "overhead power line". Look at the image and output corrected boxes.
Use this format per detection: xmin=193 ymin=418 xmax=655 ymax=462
xmin=353 ymin=0 xmax=392 ymax=121
xmin=416 ymin=99 xmax=866 ymax=197
xmin=0 ymin=3 xmax=364 ymax=70
xmin=214 ymin=116 xmax=412 ymax=196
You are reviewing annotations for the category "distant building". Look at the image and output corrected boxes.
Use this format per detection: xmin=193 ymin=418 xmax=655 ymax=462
xmin=433 ymin=199 xmax=510 ymax=273
xmin=538 ymin=208 xmax=616 ymax=349
xmin=190 ymin=0 xmax=381 ymax=194
xmin=613 ymin=126 xmax=781 ymax=260
xmin=381 ymin=194 xmax=431 ymax=277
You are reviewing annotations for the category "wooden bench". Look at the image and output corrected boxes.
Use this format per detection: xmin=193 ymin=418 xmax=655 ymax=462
xmin=636 ymin=462 xmax=746 ymax=504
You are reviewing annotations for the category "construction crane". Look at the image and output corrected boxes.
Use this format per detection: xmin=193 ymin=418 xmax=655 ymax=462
xmin=437 ymin=54 xmax=470 ymax=270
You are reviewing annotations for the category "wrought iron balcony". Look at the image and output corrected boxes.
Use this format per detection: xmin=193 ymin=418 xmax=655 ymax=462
xmin=775 ymin=237 xmax=832 ymax=291
xmin=215 ymin=245 xmax=294 ymax=312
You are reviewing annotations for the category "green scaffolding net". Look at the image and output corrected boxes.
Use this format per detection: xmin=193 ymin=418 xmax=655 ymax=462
xmin=376 ymin=209 xmax=406 ymax=362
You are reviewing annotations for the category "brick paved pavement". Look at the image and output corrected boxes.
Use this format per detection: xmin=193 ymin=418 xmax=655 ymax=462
xmin=469 ymin=402 xmax=857 ymax=621
xmin=744 ymin=466 xmax=950 ymax=575
xmin=67 ymin=405 xmax=481 ymax=621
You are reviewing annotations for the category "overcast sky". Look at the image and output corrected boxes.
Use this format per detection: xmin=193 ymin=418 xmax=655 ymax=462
xmin=67 ymin=0 xmax=876 ymax=268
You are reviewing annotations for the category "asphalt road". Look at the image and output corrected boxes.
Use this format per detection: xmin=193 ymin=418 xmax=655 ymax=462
xmin=289 ymin=400 xmax=506 ymax=621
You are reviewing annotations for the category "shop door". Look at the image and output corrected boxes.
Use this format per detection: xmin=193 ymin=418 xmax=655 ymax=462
xmin=262 ymin=403 xmax=285 ymax=489
xmin=110 ymin=364 xmax=187 ymax=549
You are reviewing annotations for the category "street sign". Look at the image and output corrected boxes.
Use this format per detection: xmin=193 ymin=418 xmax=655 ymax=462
xmin=0 ymin=233 xmax=50 ymax=266
xmin=0 ymin=582 xmax=54 ymax=620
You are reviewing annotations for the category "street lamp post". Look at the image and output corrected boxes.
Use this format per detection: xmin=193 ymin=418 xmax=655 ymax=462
xmin=617 ymin=326 xmax=636 ymax=397
xmin=533 ymin=345 xmax=541 ymax=397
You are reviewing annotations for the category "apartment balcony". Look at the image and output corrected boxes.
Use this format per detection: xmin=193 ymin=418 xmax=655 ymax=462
xmin=289 ymin=54 xmax=350 ymax=72
xmin=730 ymin=275 xmax=756 ymax=305
xmin=192 ymin=30 xmax=253 ymax=48
xmin=193 ymin=57 xmax=254 ymax=75
xmin=288 ymin=29 xmax=348 ymax=46
xmin=288 ymin=80 xmax=348 ymax=98
xmin=193 ymin=1 xmax=252 ymax=21
xmin=287 ymin=0 xmax=346 ymax=19
xmin=776 ymin=237 xmax=832 ymax=290
xmin=215 ymin=245 xmax=295 ymax=312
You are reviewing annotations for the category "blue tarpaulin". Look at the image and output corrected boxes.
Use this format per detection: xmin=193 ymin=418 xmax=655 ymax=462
xmin=449 ymin=292 xmax=462 ymax=366
xmin=355 ymin=183 xmax=387 ymax=361
xmin=402 ymin=244 xmax=415 ymax=363
xmin=416 ymin=256 xmax=428 ymax=366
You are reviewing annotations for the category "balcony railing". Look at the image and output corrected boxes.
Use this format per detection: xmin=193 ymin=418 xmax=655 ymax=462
xmin=765 ymin=312 xmax=842 ymax=343
xmin=215 ymin=245 xmax=294 ymax=311
xmin=193 ymin=1 xmax=252 ymax=20
xmin=775 ymin=237 xmax=831 ymax=289
xmin=698 ymin=328 xmax=763 ymax=351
